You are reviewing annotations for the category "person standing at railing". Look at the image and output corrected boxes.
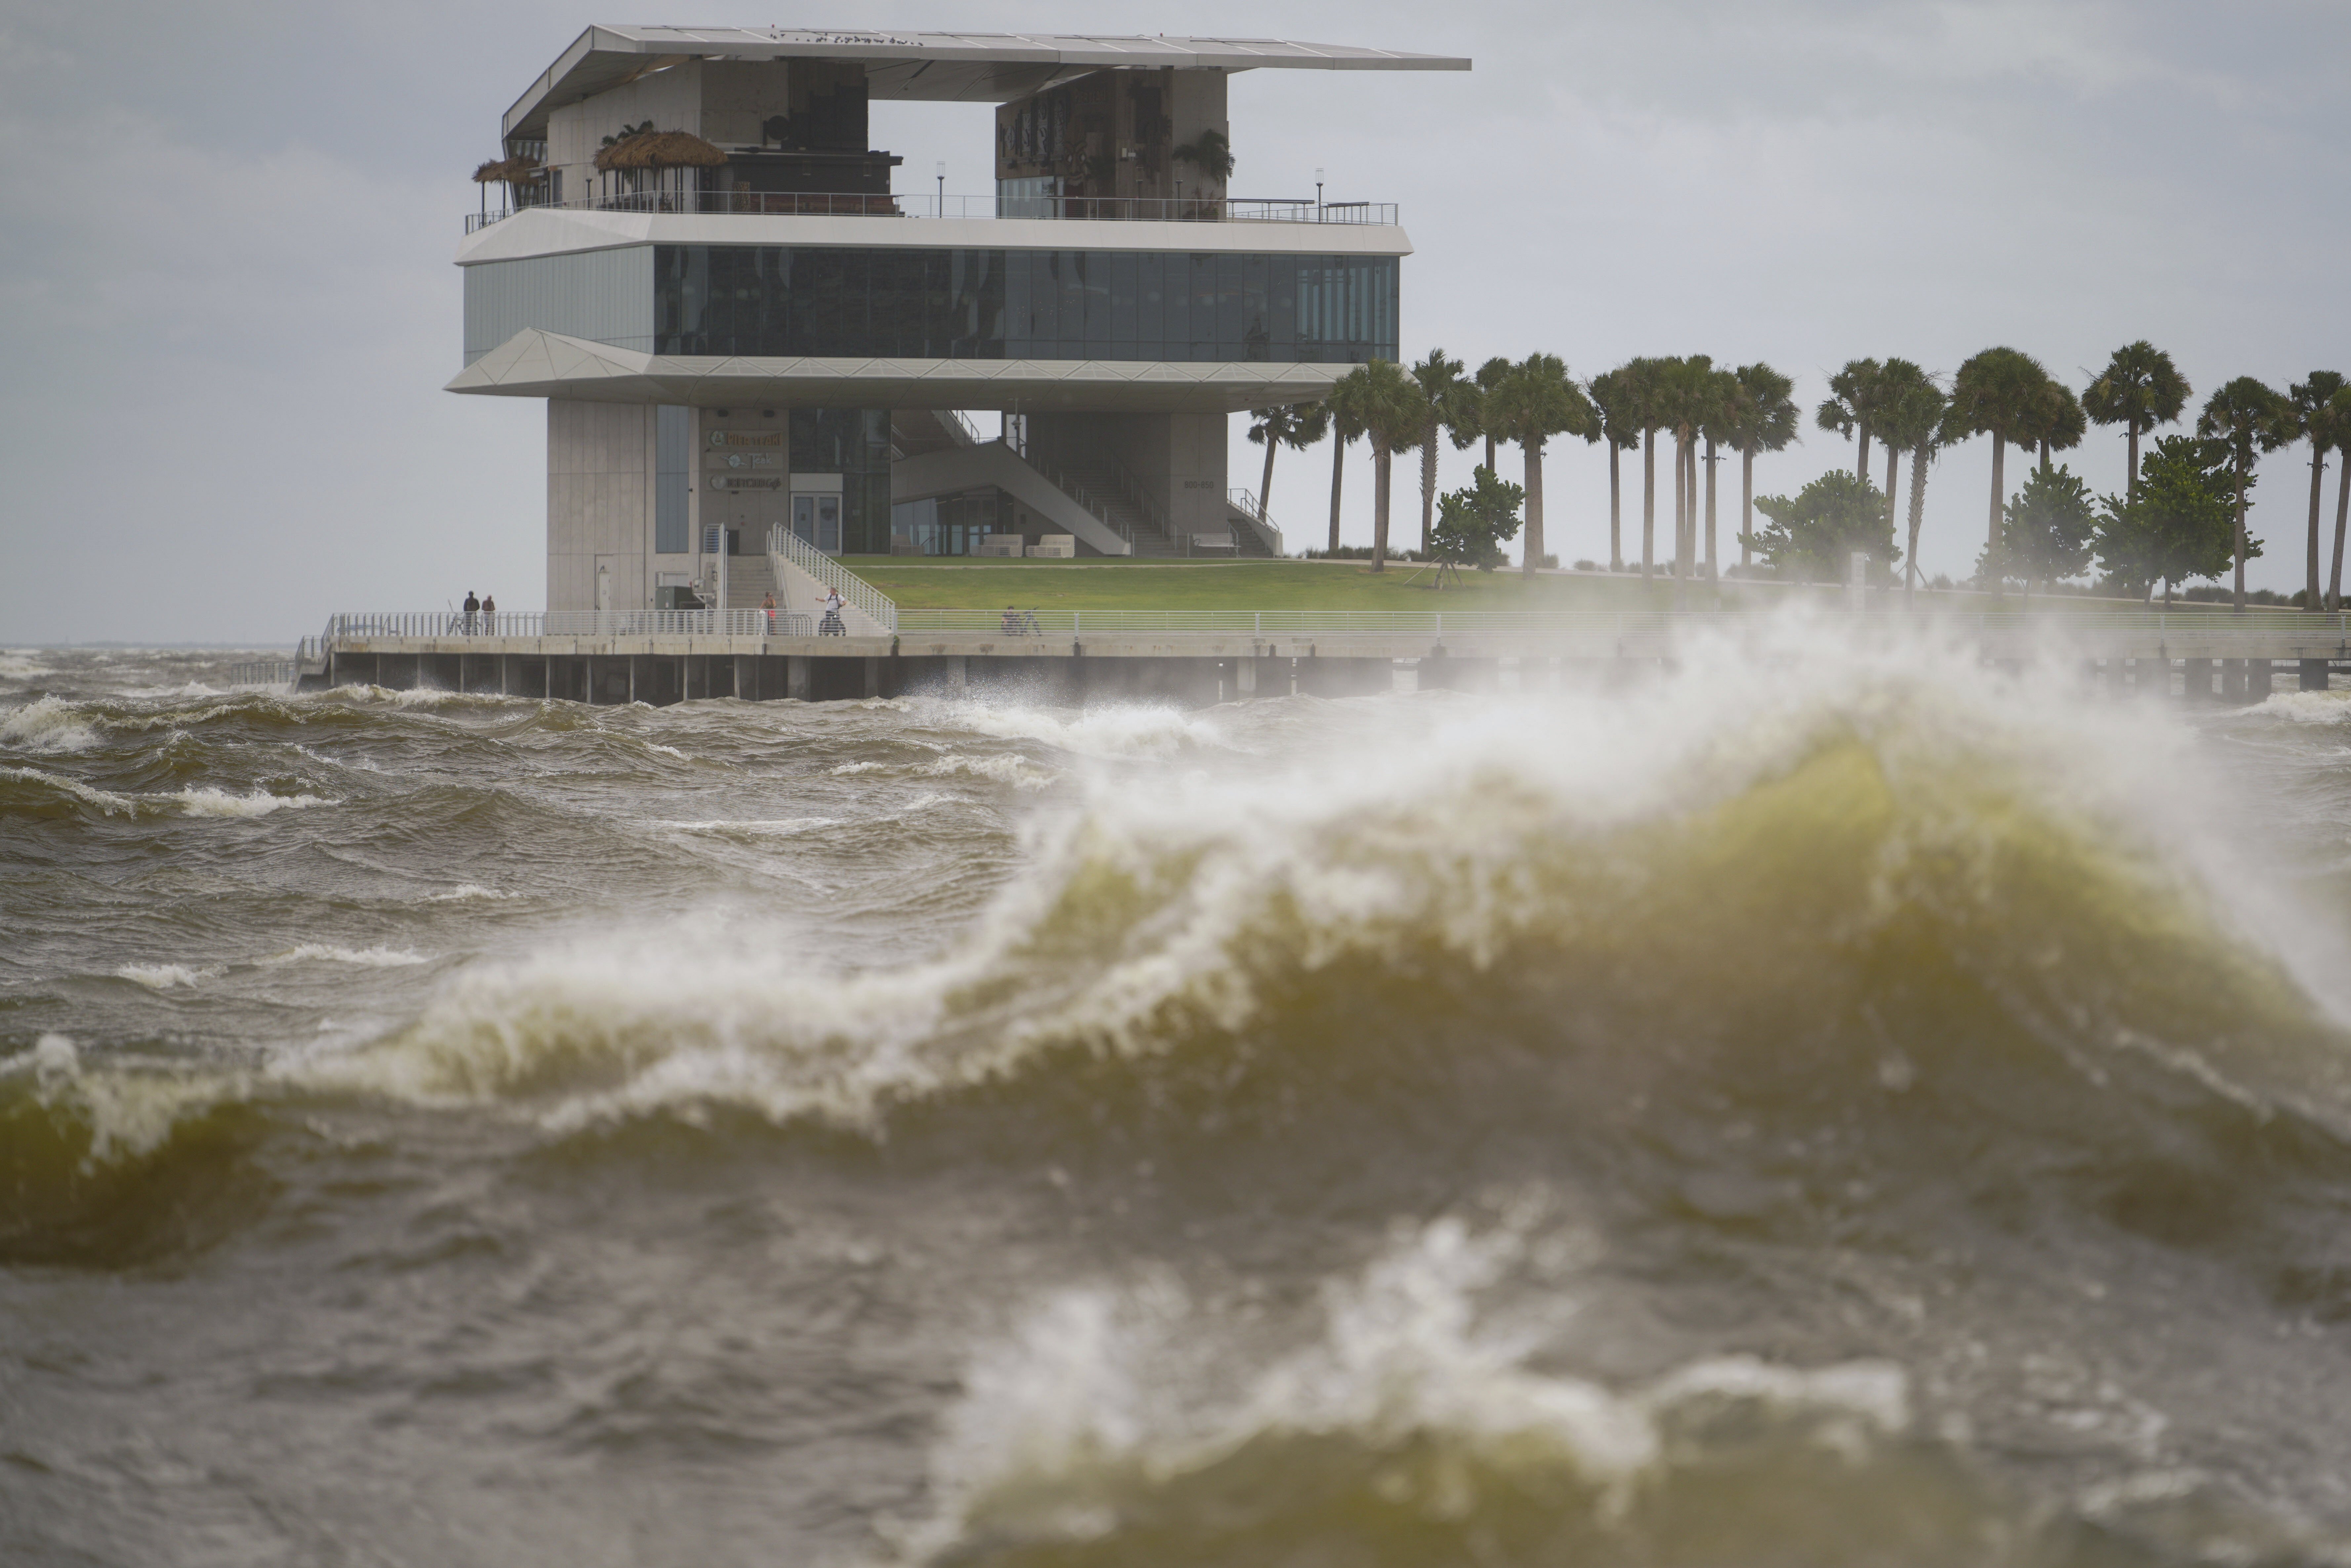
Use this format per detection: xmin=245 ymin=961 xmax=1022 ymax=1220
xmin=481 ymin=592 xmax=496 ymax=635
xmin=761 ymin=590 xmax=777 ymax=634
xmin=462 ymin=590 xmax=480 ymax=635
xmin=820 ymin=586 xmax=846 ymax=637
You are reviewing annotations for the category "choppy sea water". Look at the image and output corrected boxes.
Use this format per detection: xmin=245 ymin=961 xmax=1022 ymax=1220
xmin=10 ymin=628 xmax=2351 ymax=1566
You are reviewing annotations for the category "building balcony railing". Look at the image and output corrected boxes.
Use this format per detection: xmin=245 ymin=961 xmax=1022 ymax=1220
xmin=465 ymin=191 xmax=1399 ymax=234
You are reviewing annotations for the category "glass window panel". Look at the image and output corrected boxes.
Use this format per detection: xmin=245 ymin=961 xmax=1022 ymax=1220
xmin=1190 ymin=254 xmax=1218 ymax=357
xmin=641 ymin=245 xmax=1397 ymax=362
xmin=1111 ymin=251 xmax=1137 ymax=343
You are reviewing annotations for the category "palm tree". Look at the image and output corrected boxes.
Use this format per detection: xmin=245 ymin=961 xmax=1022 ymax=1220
xmin=2197 ymin=377 xmax=2291 ymax=611
xmin=1321 ymin=394 xmax=1364 ymax=557
xmin=1245 ymin=402 xmax=1330 ymax=534
xmin=1486 ymin=354 xmax=1600 ymax=578
xmin=1334 ymin=359 xmax=1430 ymax=573
xmin=1871 ymin=369 xmax=1948 ymax=607
xmin=2082 ymin=341 xmax=2190 ymax=502
xmin=1816 ymin=358 xmax=1886 ymax=479
xmin=2287 ymin=374 xmax=2347 ymax=608
xmin=1620 ymin=357 xmax=1674 ymax=579
xmin=1468 ymin=356 xmax=1514 ymax=471
xmin=1868 ymin=360 xmax=1937 ymax=541
xmin=1723 ymin=363 xmax=1799 ymax=573
xmin=1658 ymin=356 xmax=1717 ymax=589
xmin=1409 ymin=350 xmax=1469 ymax=555
xmin=1587 ymin=366 xmax=1644 ymax=571
xmin=2332 ymin=386 xmax=2351 ymax=611
xmin=1695 ymin=365 xmax=1742 ymax=583
xmin=2024 ymin=373 xmax=2085 ymax=472
xmin=1947 ymin=347 xmax=2052 ymax=572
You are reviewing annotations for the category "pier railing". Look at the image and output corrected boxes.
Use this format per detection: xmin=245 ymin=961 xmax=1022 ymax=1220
xmin=327 ymin=610 xmax=812 ymax=639
xmin=313 ymin=605 xmax=2351 ymax=647
xmin=466 ymin=191 xmax=1399 ymax=233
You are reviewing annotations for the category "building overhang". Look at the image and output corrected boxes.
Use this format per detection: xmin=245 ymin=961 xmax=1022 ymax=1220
xmin=456 ymin=207 xmax=1413 ymax=264
xmin=504 ymin=25 xmax=1472 ymax=141
xmin=448 ymin=330 xmax=1350 ymax=412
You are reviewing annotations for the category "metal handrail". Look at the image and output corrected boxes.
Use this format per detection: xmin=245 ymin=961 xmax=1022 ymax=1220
xmin=227 ymin=660 xmax=296 ymax=687
xmin=326 ymin=610 xmax=811 ymax=639
xmin=315 ymin=605 xmax=2351 ymax=643
xmin=994 ymin=440 xmax=1139 ymax=550
xmin=1227 ymin=489 xmax=1285 ymax=557
xmin=766 ymin=527 xmax=899 ymax=633
xmin=465 ymin=191 xmax=1401 ymax=233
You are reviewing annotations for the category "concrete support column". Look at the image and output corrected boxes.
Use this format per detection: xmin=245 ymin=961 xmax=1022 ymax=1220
xmin=865 ymin=658 xmax=882 ymax=699
xmin=2182 ymin=658 xmax=2212 ymax=701
xmin=2221 ymin=659 xmax=2248 ymax=701
xmin=2249 ymin=660 xmax=2273 ymax=700
xmin=787 ymin=656 xmax=811 ymax=701
xmin=1235 ymin=659 xmax=1258 ymax=698
xmin=946 ymin=655 xmax=967 ymax=694
xmin=2301 ymin=658 xmax=2330 ymax=692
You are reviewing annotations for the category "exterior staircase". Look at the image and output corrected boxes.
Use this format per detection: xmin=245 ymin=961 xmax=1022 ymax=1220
xmin=723 ymin=552 xmax=777 ymax=609
xmin=1047 ymin=456 xmax=1184 ymax=555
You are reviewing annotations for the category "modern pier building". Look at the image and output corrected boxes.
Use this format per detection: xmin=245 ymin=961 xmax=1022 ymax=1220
xmin=451 ymin=25 xmax=1467 ymax=621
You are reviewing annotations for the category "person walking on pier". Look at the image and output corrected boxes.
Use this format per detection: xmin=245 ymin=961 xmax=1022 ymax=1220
xmin=819 ymin=585 xmax=846 ymax=636
xmin=461 ymin=590 xmax=480 ymax=634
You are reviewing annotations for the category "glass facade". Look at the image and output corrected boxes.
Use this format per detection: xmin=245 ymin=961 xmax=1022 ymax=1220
xmin=790 ymin=409 xmax=893 ymax=555
xmin=891 ymin=489 xmax=1004 ymax=556
xmin=652 ymin=245 xmax=1398 ymax=363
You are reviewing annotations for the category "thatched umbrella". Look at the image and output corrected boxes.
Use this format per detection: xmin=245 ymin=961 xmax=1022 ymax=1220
xmin=592 ymin=130 xmax=726 ymax=212
xmin=472 ymin=156 xmax=545 ymax=216
xmin=591 ymin=131 xmax=728 ymax=173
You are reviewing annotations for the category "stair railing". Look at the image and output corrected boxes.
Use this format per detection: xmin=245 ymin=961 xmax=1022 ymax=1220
xmin=994 ymin=440 xmax=1137 ymax=549
xmin=767 ymin=524 xmax=899 ymax=633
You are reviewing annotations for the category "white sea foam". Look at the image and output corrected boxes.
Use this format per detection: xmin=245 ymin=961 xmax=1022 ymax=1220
xmin=663 ymin=816 xmax=841 ymax=836
xmin=260 ymin=944 xmax=430 ymax=968
xmin=910 ymin=1215 xmax=1909 ymax=1556
xmin=116 ymin=963 xmax=225 ymax=989
xmin=920 ymin=752 xmax=1060 ymax=790
xmin=422 ymin=883 xmax=514 ymax=903
xmin=2250 ymin=689 xmax=2351 ymax=724
xmin=646 ymin=743 xmax=691 ymax=759
xmin=0 ymin=697 xmax=101 ymax=754
xmin=0 ymin=652 xmax=57 ymax=684
xmin=831 ymin=760 xmax=884 ymax=775
xmin=9 ymin=1033 xmax=246 ymax=1169
xmin=953 ymin=701 xmax=1235 ymax=760
xmin=168 ymin=786 xmax=339 ymax=817
xmin=1 ymin=765 xmax=140 ymax=815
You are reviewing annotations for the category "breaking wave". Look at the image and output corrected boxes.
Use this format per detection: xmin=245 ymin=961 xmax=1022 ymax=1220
xmin=305 ymin=633 xmax=2349 ymax=1185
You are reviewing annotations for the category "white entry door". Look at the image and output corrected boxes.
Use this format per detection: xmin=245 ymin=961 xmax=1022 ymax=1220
xmin=791 ymin=492 xmax=842 ymax=555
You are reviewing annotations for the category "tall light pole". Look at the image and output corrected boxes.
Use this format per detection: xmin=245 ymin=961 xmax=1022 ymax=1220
xmin=935 ymin=160 xmax=945 ymax=215
xmin=1315 ymin=167 xmax=1324 ymax=221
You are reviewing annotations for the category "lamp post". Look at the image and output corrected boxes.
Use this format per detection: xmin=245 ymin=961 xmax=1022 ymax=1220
xmin=935 ymin=160 xmax=945 ymax=215
xmin=1315 ymin=167 xmax=1324 ymax=221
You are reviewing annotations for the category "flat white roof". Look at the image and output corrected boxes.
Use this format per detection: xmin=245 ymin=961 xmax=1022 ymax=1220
xmin=504 ymin=24 xmax=1471 ymax=140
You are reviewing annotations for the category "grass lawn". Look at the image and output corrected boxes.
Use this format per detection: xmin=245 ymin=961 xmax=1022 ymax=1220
xmin=833 ymin=557 xmax=2178 ymax=615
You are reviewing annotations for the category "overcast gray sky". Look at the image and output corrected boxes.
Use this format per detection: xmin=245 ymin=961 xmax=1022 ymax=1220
xmin=2 ymin=0 xmax=2345 ymax=643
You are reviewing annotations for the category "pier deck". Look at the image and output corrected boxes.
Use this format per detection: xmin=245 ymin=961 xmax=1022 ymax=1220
xmin=301 ymin=611 xmax=2351 ymax=706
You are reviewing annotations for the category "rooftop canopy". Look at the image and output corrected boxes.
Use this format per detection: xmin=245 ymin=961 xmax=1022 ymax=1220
xmin=504 ymin=24 xmax=1472 ymax=141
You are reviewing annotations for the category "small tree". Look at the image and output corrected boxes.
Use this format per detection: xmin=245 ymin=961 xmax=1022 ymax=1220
xmin=1427 ymin=465 xmax=1524 ymax=583
xmin=1742 ymin=470 xmax=1898 ymax=583
xmin=2091 ymin=435 xmax=2248 ymax=603
xmin=1984 ymin=464 xmax=2096 ymax=606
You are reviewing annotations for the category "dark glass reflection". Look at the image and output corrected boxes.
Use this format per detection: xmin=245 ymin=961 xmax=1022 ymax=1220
xmin=652 ymin=246 xmax=1398 ymax=363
